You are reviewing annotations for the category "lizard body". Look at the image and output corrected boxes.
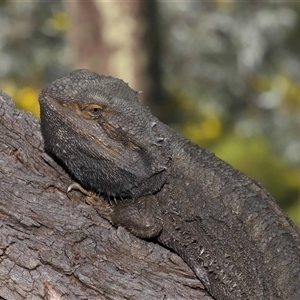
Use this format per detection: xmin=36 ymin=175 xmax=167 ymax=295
xmin=39 ymin=69 xmax=300 ymax=300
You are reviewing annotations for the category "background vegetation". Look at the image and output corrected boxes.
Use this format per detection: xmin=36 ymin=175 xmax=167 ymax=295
xmin=0 ymin=1 xmax=299 ymax=227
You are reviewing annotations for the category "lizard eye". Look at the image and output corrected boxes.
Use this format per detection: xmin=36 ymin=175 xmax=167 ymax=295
xmin=90 ymin=107 xmax=101 ymax=115
xmin=85 ymin=104 xmax=103 ymax=118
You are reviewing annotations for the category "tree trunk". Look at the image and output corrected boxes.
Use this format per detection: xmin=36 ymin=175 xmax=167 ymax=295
xmin=0 ymin=91 xmax=212 ymax=299
xmin=64 ymin=1 xmax=145 ymax=98
xmin=64 ymin=0 xmax=171 ymax=118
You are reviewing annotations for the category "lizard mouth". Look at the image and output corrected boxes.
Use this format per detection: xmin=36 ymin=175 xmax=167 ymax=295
xmin=88 ymin=134 xmax=121 ymax=157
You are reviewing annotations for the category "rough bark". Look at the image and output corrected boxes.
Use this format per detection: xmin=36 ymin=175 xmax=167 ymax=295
xmin=0 ymin=91 xmax=212 ymax=299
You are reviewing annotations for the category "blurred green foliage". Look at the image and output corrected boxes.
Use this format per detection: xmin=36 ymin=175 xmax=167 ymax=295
xmin=0 ymin=82 xmax=40 ymax=117
xmin=0 ymin=1 xmax=69 ymax=117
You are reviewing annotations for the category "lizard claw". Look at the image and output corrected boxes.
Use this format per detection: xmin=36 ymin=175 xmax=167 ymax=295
xmin=67 ymin=182 xmax=95 ymax=198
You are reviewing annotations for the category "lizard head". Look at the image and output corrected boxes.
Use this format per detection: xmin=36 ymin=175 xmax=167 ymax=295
xmin=39 ymin=69 xmax=171 ymax=198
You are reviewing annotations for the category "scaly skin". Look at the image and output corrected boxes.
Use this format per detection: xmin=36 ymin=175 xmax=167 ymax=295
xmin=39 ymin=69 xmax=300 ymax=300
